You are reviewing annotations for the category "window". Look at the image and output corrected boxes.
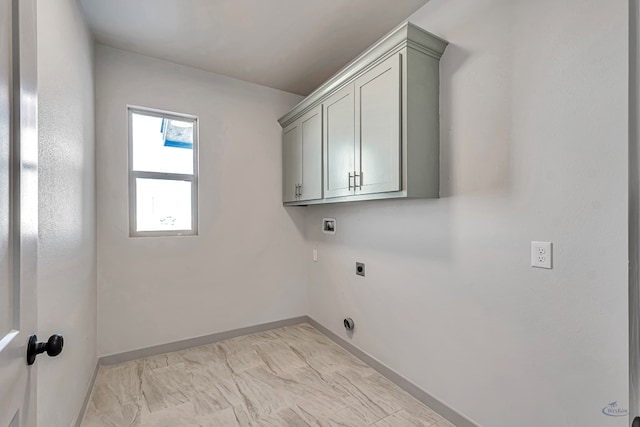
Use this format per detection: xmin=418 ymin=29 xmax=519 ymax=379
xmin=128 ymin=107 xmax=198 ymax=236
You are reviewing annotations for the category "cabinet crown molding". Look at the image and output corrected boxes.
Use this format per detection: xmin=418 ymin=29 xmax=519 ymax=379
xmin=278 ymin=21 xmax=448 ymax=128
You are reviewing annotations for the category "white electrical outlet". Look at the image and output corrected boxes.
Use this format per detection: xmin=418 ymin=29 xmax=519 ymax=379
xmin=531 ymin=241 xmax=552 ymax=269
xmin=312 ymin=249 xmax=318 ymax=262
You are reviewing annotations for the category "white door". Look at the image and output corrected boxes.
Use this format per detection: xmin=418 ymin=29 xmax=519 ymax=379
xmin=355 ymin=53 xmax=402 ymax=195
xmin=282 ymin=121 xmax=300 ymax=202
xmin=323 ymin=84 xmax=355 ymax=198
xmin=0 ymin=1 xmax=38 ymax=426
xmin=299 ymin=105 xmax=322 ymax=201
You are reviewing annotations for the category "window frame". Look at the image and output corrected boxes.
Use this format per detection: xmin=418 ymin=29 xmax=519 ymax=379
xmin=127 ymin=105 xmax=199 ymax=237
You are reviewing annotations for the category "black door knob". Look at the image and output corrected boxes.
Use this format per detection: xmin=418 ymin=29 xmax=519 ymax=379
xmin=27 ymin=334 xmax=63 ymax=365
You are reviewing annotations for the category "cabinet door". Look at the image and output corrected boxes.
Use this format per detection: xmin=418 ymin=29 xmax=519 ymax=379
xmin=299 ymin=106 xmax=322 ymax=201
xmin=282 ymin=122 xmax=301 ymax=202
xmin=355 ymin=53 xmax=402 ymax=195
xmin=323 ymin=84 xmax=355 ymax=198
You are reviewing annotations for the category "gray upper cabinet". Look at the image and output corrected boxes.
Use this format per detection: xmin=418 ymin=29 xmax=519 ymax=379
xmin=282 ymin=122 xmax=299 ymax=203
xmin=282 ymin=105 xmax=323 ymax=202
xmin=279 ymin=22 xmax=448 ymax=205
xmin=354 ymin=52 xmax=401 ymax=196
xmin=324 ymin=84 xmax=354 ymax=198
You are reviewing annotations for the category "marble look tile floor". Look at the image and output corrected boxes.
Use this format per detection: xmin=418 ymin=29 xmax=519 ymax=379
xmin=82 ymin=323 xmax=455 ymax=427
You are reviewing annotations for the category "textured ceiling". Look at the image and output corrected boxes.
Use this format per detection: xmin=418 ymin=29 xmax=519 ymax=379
xmin=79 ymin=0 xmax=429 ymax=95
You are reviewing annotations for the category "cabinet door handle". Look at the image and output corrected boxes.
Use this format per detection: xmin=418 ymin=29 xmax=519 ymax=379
xmin=348 ymin=173 xmax=353 ymax=190
xmin=298 ymin=184 xmax=302 ymax=197
xmin=354 ymin=172 xmax=361 ymax=190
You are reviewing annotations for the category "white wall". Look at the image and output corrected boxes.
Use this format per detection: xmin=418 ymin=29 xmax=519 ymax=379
xmin=306 ymin=1 xmax=629 ymax=426
xmin=95 ymin=46 xmax=306 ymax=356
xmin=36 ymin=0 xmax=97 ymax=426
